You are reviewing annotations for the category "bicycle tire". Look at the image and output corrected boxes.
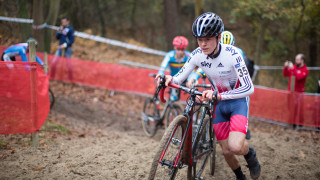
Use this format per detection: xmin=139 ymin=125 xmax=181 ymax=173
xmin=165 ymin=103 xmax=184 ymax=128
xmin=209 ymin=121 xmax=216 ymax=176
xmin=49 ymin=88 xmax=55 ymax=109
xmin=148 ymin=115 xmax=190 ymax=180
xmin=142 ymin=98 xmax=158 ymax=137
xmin=188 ymin=117 xmax=213 ymax=179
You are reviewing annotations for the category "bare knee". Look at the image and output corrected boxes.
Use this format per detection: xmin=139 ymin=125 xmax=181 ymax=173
xmin=228 ymin=142 xmax=244 ymax=155
xmin=222 ymin=148 xmax=233 ymax=157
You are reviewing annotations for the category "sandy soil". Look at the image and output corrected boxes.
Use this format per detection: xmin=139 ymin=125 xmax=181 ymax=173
xmin=1 ymin=81 xmax=320 ymax=180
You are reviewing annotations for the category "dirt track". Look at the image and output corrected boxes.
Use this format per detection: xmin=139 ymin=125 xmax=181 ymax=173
xmin=1 ymin=81 xmax=320 ymax=180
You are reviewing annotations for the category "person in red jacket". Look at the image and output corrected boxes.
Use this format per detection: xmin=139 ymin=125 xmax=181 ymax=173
xmin=283 ymin=53 xmax=309 ymax=129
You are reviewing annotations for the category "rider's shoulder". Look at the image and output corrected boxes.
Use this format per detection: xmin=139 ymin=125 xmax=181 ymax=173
xmin=190 ymin=47 xmax=203 ymax=57
xmin=220 ymin=44 xmax=242 ymax=57
xmin=166 ymin=50 xmax=176 ymax=58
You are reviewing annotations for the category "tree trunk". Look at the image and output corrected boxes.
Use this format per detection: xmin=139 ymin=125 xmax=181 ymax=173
xmin=95 ymin=0 xmax=106 ymax=37
xmin=195 ymin=0 xmax=204 ymax=18
xmin=129 ymin=0 xmax=137 ymax=38
xmin=309 ymin=26 xmax=318 ymax=66
xmin=19 ymin=0 xmax=32 ymax=42
xmin=44 ymin=0 xmax=60 ymax=53
xmin=164 ymin=0 xmax=180 ymax=50
xmin=255 ymin=18 xmax=266 ymax=65
xmin=32 ymin=0 xmax=45 ymax=51
xmin=293 ymin=0 xmax=305 ymax=55
xmin=254 ymin=18 xmax=266 ymax=85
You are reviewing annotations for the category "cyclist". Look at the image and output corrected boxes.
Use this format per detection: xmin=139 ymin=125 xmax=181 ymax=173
xmin=1 ymin=38 xmax=44 ymax=66
xmin=157 ymin=36 xmax=191 ymax=101
xmin=156 ymin=12 xmax=261 ymax=180
xmin=187 ymin=30 xmax=253 ymax=140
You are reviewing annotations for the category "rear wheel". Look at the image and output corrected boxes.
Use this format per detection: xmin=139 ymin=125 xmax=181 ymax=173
xmin=165 ymin=103 xmax=183 ymax=128
xmin=49 ymin=88 xmax=55 ymax=109
xmin=148 ymin=115 xmax=190 ymax=180
xmin=142 ymin=98 xmax=158 ymax=137
xmin=165 ymin=103 xmax=184 ymax=148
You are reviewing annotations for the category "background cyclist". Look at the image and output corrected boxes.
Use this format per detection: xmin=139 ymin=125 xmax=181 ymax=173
xmin=156 ymin=12 xmax=261 ymax=180
xmin=157 ymin=36 xmax=190 ymax=101
xmin=1 ymin=38 xmax=44 ymax=66
xmin=187 ymin=30 xmax=253 ymax=140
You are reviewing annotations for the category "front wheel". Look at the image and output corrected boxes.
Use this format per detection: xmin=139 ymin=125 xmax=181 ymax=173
xmin=142 ymin=98 xmax=158 ymax=137
xmin=188 ymin=117 xmax=216 ymax=179
xmin=148 ymin=115 xmax=190 ymax=180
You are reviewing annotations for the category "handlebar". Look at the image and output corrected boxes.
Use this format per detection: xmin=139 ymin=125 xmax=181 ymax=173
xmin=194 ymin=84 xmax=211 ymax=89
xmin=155 ymin=75 xmax=218 ymax=103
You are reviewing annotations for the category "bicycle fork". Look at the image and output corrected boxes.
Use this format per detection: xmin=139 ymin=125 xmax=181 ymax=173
xmin=158 ymin=114 xmax=193 ymax=169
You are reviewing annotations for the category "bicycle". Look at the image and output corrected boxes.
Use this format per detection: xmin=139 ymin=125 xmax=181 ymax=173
xmin=148 ymin=75 xmax=217 ymax=180
xmin=142 ymin=73 xmax=183 ymax=137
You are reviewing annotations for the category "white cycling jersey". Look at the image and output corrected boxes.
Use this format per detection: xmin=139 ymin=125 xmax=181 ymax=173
xmin=173 ymin=43 xmax=254 ymax=100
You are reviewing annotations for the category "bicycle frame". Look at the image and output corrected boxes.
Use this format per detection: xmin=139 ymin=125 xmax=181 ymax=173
xmin=157 ymin=82 xmax=217 ymax=171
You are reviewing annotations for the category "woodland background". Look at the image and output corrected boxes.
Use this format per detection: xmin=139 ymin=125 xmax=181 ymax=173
xmin=0 ymin=0 xmax=319 ymax=92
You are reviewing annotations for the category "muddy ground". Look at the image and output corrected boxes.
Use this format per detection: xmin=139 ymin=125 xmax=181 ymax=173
xmin=1 ymin=81 xmax=320 ymax=180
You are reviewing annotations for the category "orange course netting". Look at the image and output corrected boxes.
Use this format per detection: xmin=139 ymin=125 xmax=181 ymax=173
xmin=0 ymin=61 xmax=50 ymax=134
xmin=1 ymin=46 xmax=319 ymax=129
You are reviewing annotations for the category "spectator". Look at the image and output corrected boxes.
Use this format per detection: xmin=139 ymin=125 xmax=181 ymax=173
xmin=283 ymin=54 xmax=309 ymax=129
xmin=50 ymin=16 xmax=75 ymax=81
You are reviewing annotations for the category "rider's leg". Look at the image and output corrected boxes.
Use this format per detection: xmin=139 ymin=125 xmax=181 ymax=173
xmin=228 ymin=131 xmax=249 ymax=155
xmin=219 ymin=139 xmax=246 ymax=180
xmin=219 ymin=139 xmax=240 ymax=169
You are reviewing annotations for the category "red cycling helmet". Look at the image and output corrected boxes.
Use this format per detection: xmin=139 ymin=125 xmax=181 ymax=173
xmin=172 ymin=36 xmax=189 ymax=50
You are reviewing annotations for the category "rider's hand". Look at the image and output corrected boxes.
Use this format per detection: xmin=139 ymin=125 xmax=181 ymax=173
xmin=284 ymin=61 xmax=289 ymax=67
xmin=201 ymin=90 xmax=221 ymax=101
xmin=155 ymin=74 xmax=173 ymax=87
xmin=186 ymin=79 xmax=198 ymax=88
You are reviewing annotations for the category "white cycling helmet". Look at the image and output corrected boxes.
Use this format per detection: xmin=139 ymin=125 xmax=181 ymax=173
xmin=220 ymin=31 xmax=235 ymax=45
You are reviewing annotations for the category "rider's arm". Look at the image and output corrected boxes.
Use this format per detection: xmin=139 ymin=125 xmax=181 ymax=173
xmin=19 ymin=48 xmax=28 ymax=62
xmin=158 ymin=53 xmax=171 ymax=75
xmin=220 ymin=55 xmax=254 ymax=100
xmin=35 ymin=56 xmax=44 ymax=66
xmin=172 ymin=49 xmax=198 ymax=85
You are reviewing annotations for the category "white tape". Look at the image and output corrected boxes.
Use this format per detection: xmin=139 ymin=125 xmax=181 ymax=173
xmin=32 ymin=23 xmax=47 ymax=29
xmin=0 ymin=16 xmax=33 ymax=23
xmin=0 ymin=16 xmax=167 ymax=56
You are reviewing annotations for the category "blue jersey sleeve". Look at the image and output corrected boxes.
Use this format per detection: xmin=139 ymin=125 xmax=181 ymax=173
xmin=158 ymin=53 xmax=171 ymax=75
xmin=35 ymin=56 xmax=44 ymax=66
xmin=19 ymin=49 xmax=28 ymax=62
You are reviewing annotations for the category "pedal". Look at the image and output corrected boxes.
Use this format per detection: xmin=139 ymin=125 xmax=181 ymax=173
xmin=172 ymin=138 xmax=181 ymax=146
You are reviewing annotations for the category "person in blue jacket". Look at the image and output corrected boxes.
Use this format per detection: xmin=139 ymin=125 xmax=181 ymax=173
xmin=51 ymin=16 xmax=75 ymax=80
xmin=1 ymin=38 xmax=43 ymax=65
xmin=158 ymin=36 xmax=190 ymax=101
xmin=55 ymin=16 xmax=75 ymax=58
